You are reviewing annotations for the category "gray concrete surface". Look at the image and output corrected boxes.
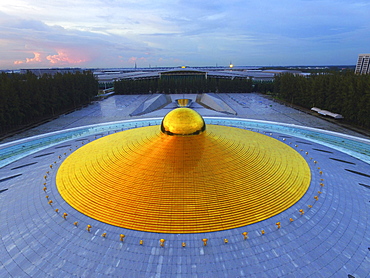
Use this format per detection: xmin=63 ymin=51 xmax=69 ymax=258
xmin=1 ymin=93 xmax=369 ymax=277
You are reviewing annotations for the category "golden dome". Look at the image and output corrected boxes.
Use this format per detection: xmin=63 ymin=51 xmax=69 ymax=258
xmin=56 ymin=109 xmax=311 ymax=233
xmin=161 ymin=108 xmax=205 ymax=135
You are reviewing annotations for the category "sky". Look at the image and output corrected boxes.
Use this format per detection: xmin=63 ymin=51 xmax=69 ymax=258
xmin=1 ymin=0 xmax=370 ymax=69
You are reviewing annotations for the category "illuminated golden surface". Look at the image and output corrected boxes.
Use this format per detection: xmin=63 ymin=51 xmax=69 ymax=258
xmin=161 ymin=108 xmax=205 ymax=135
xmin=57 ymin=124 xmax=311 ymax=233
xmin=176 ymin=99 xmax=190 ymax=107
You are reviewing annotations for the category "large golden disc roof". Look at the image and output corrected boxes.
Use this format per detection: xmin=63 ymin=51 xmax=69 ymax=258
xmin=57 ymin=108 xmax=311 ymax=233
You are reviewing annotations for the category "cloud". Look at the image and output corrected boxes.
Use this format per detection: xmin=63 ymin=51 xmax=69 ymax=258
xmin=13 ymin=60 xmax=25 ymax=65
xmin=0 ymin=10 xmax=153 ymax=69
xmin=1 ymin=1 xmax=370 ymax=68
xmin=46 ymin=50 xmax=88 ymax=65
xmin=128 ymin=56 xmax=148 ymax=65
xmin=14 ymin=52 xmax=43 ymax=65
xmin=26 ymin=52 xmax=42 ymax=63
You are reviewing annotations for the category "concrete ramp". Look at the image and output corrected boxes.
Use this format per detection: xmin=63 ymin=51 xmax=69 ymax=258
xmin=130 ymin=94 xmax=172 ymax=116
xmin=196 ymin=93 xmax=237 ymax=115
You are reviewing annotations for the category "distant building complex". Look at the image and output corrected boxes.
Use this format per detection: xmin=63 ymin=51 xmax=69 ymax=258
xmin=94 ymin=67 xmax=304 ymax=88
xmin=355 ymin=54 xmax=370 ymax=74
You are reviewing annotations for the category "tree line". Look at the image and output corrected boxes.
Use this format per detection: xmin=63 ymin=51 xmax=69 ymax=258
xmin=114 ymin=77 xmax=254 ymax=94
xmin=1 ymin=70 xmax=369 ymax=137
xmin=0 ymin=71 xmax=98 ymax=135
xmin=273 ymin=71 xmax=370 ymax=128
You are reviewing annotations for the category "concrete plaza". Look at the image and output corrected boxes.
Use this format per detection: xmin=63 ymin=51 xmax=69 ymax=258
xmin=0 ymin=93 xmax=369 ymax=277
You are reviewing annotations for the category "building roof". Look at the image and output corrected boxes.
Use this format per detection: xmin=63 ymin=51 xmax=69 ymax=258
xmin=160 ymin=68 xmax=207 ymax=75
xmin=57 ymin=108 xmax=309 ymax=233
xmin=95 ymin=67 xmax=303 ymax=83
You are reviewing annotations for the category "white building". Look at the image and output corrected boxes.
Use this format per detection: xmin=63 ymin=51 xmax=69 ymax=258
xmin=355 ymin=53 xmax=370 ymax=74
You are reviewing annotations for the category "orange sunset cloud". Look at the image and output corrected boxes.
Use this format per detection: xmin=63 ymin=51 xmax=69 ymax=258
xmin=46 ymin=50 xmax=88 ymax=65
xmin=14 ymin=52 xmax=42 ymax=65
xmin=13 ymin=49 xmax=88 ymax=67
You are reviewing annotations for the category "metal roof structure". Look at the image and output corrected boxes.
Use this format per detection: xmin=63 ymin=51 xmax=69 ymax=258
xmin=95 ymin=67 xmax=301 ymax=84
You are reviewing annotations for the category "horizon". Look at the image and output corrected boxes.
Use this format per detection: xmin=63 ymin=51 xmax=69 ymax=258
xmin=0 ymin=64 xmax=357 ymax=72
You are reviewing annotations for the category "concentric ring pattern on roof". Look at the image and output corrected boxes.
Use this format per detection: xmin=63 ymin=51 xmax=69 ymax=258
xmin=56 ymin=109 xmax=311 ymax=233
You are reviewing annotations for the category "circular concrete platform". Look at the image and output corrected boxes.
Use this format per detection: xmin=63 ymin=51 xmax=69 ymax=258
xmin=0 ymin=117 xmax=369 ymax=277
